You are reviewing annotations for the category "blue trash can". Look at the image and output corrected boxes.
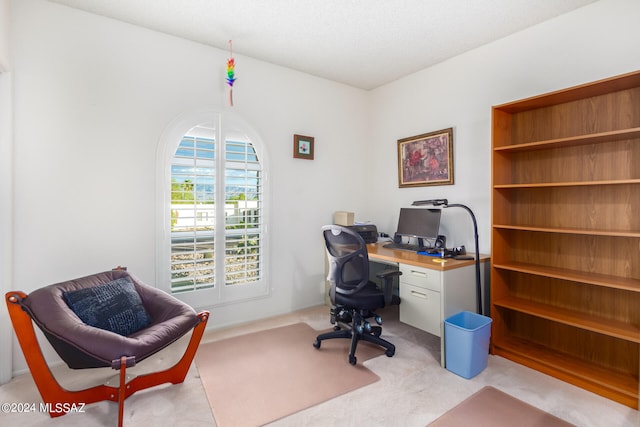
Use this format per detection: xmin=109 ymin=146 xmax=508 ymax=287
xmin=444 ymin=311 xmax=492 ymax=379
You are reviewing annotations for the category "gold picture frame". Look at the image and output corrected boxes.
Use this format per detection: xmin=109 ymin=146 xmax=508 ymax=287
xmin=397 ymin=127 xmax=453 ymax=187
xmin=293 ymin=134 xmax=314 ymax=160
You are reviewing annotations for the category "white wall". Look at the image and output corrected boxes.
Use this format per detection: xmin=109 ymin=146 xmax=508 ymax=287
xmin=9 ymin=0 xmax=370 ymax=373
xmin=366 ymin=0 xmax=640 ymax=255
xmin=0 ymin=0 xmax=13 ymax=385
xmin=0 ymin=0 xmax=9 ymax=70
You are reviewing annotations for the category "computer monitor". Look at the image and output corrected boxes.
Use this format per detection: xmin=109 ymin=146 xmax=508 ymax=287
xmin=395 ymin=207 xmax=441 ymax=243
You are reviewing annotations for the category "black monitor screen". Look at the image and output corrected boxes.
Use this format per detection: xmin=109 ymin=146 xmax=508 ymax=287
xmin=395 ymin=208 xmax=441 ymax=240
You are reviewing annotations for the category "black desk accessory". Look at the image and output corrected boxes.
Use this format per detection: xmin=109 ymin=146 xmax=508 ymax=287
xmin=412 ymin=199 xmax=482 ymax=315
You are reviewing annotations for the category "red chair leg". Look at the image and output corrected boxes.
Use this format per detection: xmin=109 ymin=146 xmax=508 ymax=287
xmin=118 ymin=356 xmax=127 ymax=427
xmin=6 ymin=292 xmax=210 ymax=423
xmin=122 ymin=311 xmax=209 ymax=397
xmin=5 ymin=292 xmax=118 ymax=417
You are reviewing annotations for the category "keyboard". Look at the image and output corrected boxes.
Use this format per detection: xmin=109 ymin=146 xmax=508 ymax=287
xmin=383 ymin=242 xmax=423 ymax=252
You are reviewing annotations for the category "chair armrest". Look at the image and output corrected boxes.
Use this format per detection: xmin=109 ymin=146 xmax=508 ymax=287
xmin=375 ymin=270 xmax=402 ymax=280
xmin=375 ymin=270 xmax=402 ymax=306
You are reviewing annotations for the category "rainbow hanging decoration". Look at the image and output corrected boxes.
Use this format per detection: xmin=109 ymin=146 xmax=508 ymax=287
xmin=226 ymin=40 xmax=236 ymax=106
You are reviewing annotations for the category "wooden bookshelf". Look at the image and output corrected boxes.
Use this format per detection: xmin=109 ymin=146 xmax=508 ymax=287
xmin=490 ymin=70 xmax=640 ymax=409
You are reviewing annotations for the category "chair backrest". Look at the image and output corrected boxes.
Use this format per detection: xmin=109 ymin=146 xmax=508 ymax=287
xmin=322 ymin=225 xmax=370 ymax=298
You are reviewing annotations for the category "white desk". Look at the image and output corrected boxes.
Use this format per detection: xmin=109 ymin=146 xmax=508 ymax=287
xmin=367 ymin=242 xmax=490 ymax=367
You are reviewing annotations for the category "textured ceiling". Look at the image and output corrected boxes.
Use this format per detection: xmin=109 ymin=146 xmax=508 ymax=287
xmin=49 ymin=0 xmax=598 ymax=90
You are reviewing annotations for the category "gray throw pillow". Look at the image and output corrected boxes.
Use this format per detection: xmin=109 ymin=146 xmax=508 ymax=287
xmin=63 ymin=277 xmax=151 ymax=336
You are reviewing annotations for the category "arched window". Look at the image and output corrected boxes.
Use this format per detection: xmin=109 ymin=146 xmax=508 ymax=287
xmin=157 ymin=111 xmax=268 ymax=307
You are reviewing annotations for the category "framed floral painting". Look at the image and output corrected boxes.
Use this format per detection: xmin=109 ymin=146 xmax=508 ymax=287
xmin=397 ymin=128 xmax=453 ymax=187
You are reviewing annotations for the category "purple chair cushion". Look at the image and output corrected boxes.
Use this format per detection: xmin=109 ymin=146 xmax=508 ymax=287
xmin=23 ymin=270 xmax=199 ymax=368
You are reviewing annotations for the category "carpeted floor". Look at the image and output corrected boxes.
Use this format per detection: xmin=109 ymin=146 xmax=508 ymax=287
xmin=0 ymin=305 xmax=637 ymax=426
xmin=195 ymin=322 xmax=383 ymax=427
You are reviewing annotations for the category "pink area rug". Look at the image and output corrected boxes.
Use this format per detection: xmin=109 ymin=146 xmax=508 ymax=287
xmin=428 ymin=386 xmax=576 ymax=427
xmin=195 ymin=322 xmax=384 ymax=427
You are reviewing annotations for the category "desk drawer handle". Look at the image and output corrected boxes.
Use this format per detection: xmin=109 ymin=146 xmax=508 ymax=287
xmin=410 ymin=290 xmax=428 ymax=299
xmin=410 ymin=270 xmax=428 ymax=278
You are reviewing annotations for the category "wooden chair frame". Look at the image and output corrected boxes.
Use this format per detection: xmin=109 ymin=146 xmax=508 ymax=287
xmin=6 ymin=291 xmax=209 ymax=427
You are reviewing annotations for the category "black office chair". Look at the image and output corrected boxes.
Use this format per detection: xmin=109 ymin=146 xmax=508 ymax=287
xmin=313 ymin=225 xmax=401 ymax=365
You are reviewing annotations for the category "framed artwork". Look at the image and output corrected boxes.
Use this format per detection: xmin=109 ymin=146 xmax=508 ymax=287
xmin=397 ymin=127 xmax=454 ymax=187
xmin=293 ymin=134 xmax=314 ymax=160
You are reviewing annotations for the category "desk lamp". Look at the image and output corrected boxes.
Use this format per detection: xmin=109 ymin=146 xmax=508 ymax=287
xmin=412 ymin=199 xmax=482 ymax=315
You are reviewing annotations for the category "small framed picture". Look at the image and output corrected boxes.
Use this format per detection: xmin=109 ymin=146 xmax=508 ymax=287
xmin=293 ymin=134 xmax=314 ymax=160
xmin=397 ymin=127 xmax=454 ymax=187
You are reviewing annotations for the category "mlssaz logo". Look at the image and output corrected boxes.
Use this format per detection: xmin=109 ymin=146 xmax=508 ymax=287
xmin=41 ymin=402 xmax=86 ymax=413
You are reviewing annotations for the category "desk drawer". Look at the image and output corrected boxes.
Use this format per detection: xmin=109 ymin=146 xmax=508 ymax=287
xmin=399 ymin=283 xmax=441 ymax=337
xmin=399 ymin=264 xmax=442 ymax=292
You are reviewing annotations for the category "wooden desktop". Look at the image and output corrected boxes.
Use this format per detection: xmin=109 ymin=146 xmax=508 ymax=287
xmin=367 ymin=242 xmax=488 ymax=271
